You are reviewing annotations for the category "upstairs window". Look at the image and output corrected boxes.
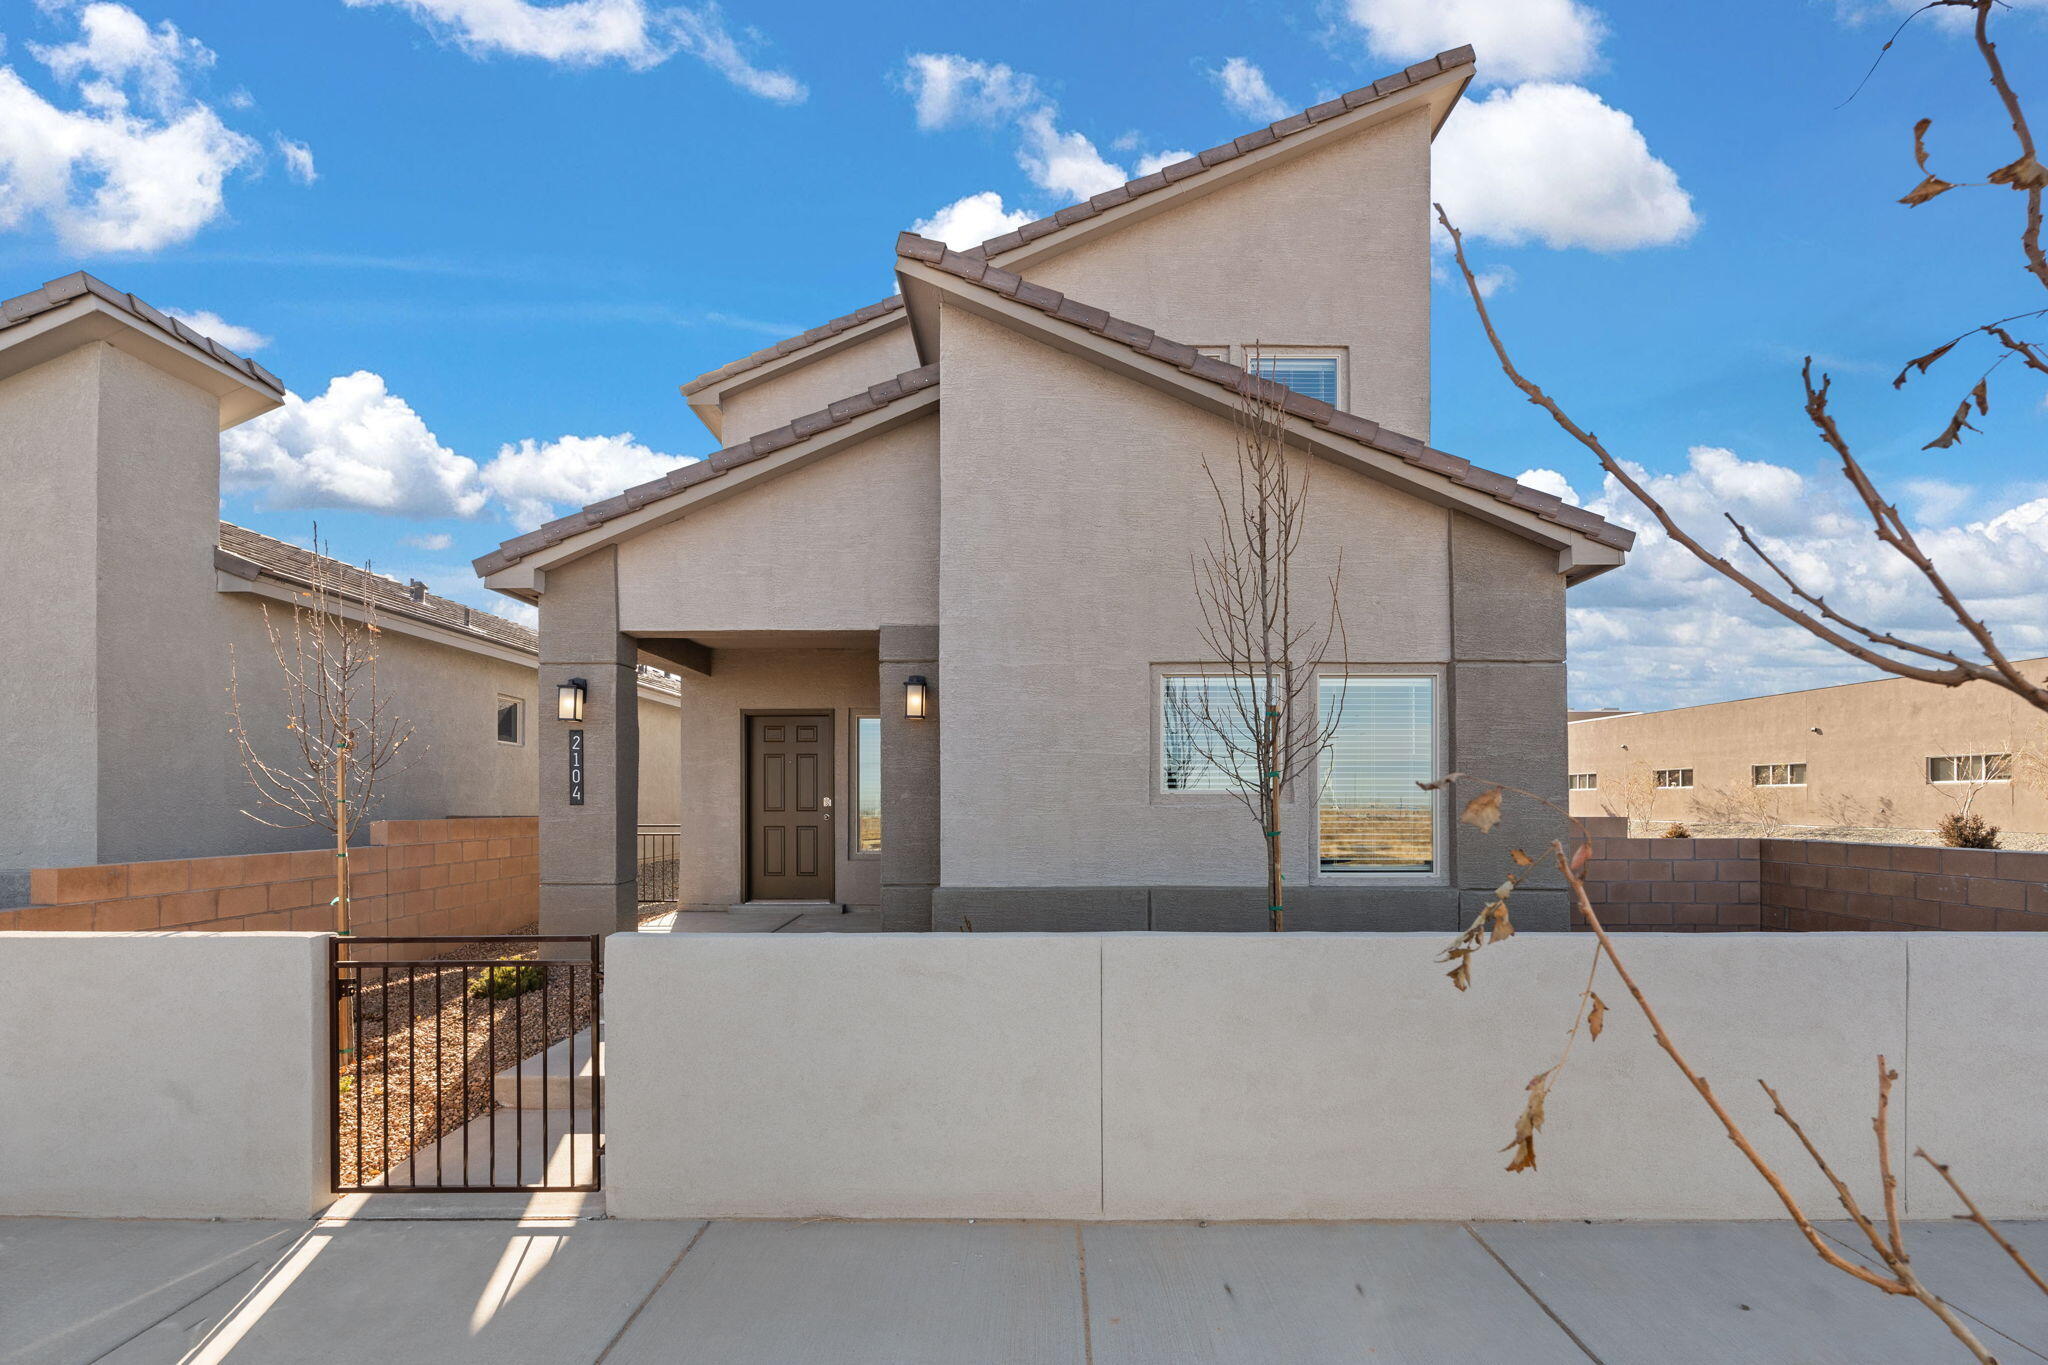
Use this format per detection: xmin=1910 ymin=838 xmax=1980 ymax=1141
xmin=1655 ymin=768 xmax=1693 ymax=789
xmin=1251 ymin=352 xmax=1341 ymax=406
xmin=1927 ymin=753 xmax=2012 ymax=783
xmin=1752 ymin=762 xmax=1808 ymax=787
xmin=1568 ymin=773 xmax=1597 ymax=791
xmin=496 ymin=696 xmax=523 ymax=745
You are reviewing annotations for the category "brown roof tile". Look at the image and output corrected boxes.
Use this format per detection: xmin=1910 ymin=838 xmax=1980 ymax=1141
xmin=477 ymin=362 xmax=941 ymax=576
xmin=896 ymin=232 xmax=1634 ymax=554
xmin=1 ymin=273 xmax=282 ymax=394
xmin=218 ymin=523 xmax=537 ymax=653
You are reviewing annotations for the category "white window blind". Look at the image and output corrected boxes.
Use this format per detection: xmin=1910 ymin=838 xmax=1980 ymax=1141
xmin=1251 ymin=354 xmax=1340 ymax=405
xmin=1318 ymin=676 xmax=1434 ymax=874
xmin=1161 ymin=675 xmax=1264 ymax=793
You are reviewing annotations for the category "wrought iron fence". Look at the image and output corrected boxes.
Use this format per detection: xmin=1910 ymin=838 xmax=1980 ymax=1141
xmin=329 ymin=935 xmax=601 ymax=1193
xmin=637 ymin=829 xmax=679 ymax=903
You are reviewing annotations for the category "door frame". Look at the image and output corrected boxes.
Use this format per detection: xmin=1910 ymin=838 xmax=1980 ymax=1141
xmin=740 ymin=709 xmax=838 ymax=903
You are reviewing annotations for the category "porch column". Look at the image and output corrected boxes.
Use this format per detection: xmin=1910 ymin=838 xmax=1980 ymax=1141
xmin=538 ymin=547 xmax=640 ymax=938
xmin=879 ymin=624 xmax=939 ymax=931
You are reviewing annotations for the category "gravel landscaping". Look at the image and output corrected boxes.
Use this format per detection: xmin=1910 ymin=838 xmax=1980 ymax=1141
xmin=1634 ymin=819 xmax=2048 ymax=850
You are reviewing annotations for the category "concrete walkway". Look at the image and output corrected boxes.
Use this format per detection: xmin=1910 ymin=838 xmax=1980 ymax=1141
xmin=7 ymin=1216 xmax=2046 ymax=1364
xmin=639 ymin=907 xmax=886 ymax=933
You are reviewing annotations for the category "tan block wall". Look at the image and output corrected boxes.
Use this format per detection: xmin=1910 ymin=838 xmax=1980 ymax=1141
xmin=1575 ymin=826 xmax=1762 ymax=933
xmin=0 ymin=817 xmax=539 ymax=954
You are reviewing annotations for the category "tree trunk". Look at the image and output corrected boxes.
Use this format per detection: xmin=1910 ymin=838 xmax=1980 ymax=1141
xmin=1267 ymin=783 xmax=1285 ymax=932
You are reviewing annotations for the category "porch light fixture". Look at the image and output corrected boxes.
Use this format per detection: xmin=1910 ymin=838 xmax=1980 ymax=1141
xmin=557 ymin=677 xmax=588 ymax=722
xmin=904 ymin=675 xmax=930 ymax=720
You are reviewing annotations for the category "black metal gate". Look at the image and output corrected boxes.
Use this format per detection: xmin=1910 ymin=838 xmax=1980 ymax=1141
xmin=330 ymin=935 xmax=601 ymax=1193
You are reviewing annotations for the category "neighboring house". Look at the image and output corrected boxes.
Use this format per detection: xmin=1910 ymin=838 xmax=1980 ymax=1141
xmin=477 ymin=46 xmax=1635 ymax=934
xmin=1568 ymin=663 xmax=2048 ymax=834
xmin=0 ymin=274 xmax=680 ymax=905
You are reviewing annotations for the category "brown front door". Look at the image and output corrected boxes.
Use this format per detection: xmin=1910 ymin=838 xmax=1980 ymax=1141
xmin=747 ymin=714 xmax=835 ymax=901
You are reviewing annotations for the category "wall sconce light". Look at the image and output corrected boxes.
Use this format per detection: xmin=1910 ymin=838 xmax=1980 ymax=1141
xmin=904 ymin=675 xmax=930 ymax=720
xmin=557 ymin=677 xmax=588 ymax=722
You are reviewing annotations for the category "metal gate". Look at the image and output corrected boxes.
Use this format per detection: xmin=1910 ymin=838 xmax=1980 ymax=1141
xmin=330 ymin=935 xmax=601 ymax=1193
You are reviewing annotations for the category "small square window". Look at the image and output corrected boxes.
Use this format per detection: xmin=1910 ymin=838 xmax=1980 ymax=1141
xmin=496 ymin=696 xmax=524 ymax=745
xmin=1568 ymin=773 xmax=1597 ymax=791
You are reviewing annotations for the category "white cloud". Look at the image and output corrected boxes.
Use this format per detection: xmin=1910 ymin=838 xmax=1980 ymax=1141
xmin=345 ymin=0 xmax=804 ymax=99
xmin=403 ymin=532 xmax=455 ymax=551
xmin=1214 ymin=57 xmax=1290 ymax=122
xmin=222 ymin=371 xmax=488 ymax=518
xmin=912 ymin=190 xmax=1033 ymax=249
xmin=479 ymin=432 xmax=684 ymax=529
xmin=275 ymin=135 xmax=315 ymax=183
xmin=900 ymin=53 xmax=1040 ymax=130
xmin=1344 ymin=0 xmax=1605 ymax=84
xmin=164 ymin=306 xmax=269 ymax=352
xmin=0 ymin=3 xmax=286 ymax=253
xmin=1133 ymin=147 xmax=1193 ymax=176
xmin=1016 ymin=107 xmax=1125 ymax=200
xmin=1434 ymin=82 xmax=1696 ymax=250
xmin=1534 ymin=448 xmax=2048 ymax=710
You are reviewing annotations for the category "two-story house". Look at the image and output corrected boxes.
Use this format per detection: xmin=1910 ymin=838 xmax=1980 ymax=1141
xmin=475 ymin=45 xmax=1635 ymax=934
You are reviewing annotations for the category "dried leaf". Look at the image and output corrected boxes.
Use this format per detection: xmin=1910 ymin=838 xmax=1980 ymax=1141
xmin=1990 ymin=154 xmax=2048 ymax=191
xmin=1461 ymin=786 xmax=1504 ymax=834
xmin=1924 ymin=380 xmax=1989 ymax=449
xmin=1510 ymin=848 xmax=1535 ymax=867
xmin=1488 ymin=898 xmax=1516 ymax=943
xmin=1911 ymin=117 xmax=1935 ymax=172
xmin=1588 ymin=992 xmax=1608 ymax=1041
xmin=1444 ymin=949 xmax=1472 ymax=992
xmin=1503 ymin=1070 xmax=1551 ymax=1173
xmin=1892 ymin=339 xmax=1957 ymax=389
xmin=1900 ymin=174 xmax=1958 ymax=207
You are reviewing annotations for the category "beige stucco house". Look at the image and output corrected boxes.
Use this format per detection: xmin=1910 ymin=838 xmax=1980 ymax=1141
xmin=477 ymin=45 xmax=1635 ymax=934
xmin=0 ymin=274 xmax=681 ymax=905
xmin=1568 ymin=662 xmax=2048 ymax=835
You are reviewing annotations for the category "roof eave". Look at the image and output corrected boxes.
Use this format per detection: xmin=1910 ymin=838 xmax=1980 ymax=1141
xmin=677 ymin=305 xmax=911 ymax=437
xmin=0 ymin=295 xmax=283 ymax=428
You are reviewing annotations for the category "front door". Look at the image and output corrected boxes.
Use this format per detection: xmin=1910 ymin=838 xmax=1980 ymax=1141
xmin=747 ymin=714 xmax=835 ymax=901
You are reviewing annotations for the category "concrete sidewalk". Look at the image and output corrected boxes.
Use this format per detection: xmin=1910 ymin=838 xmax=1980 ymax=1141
xmin=5 ymin=1215 xmax=2046 ymax=1364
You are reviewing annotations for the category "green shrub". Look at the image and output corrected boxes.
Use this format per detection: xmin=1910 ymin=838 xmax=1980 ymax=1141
xmin=1660 ymin=822 xmax=1692 ymax=839
xmin=470 ymin=963 xmax=546 ymax=1000
xmin=1937 ymin=811 xmax=2001 ymax=849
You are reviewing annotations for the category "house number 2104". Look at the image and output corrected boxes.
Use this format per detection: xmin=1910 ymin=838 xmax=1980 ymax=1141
xmin=568 ymin=728 xmax=585 ymax=806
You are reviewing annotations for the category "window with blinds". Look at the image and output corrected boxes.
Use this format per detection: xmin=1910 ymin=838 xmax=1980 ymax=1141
xmin=1160 ymin=674 xmax=1264 ymax=793
xmin=1251 ymin=353 xmax=1341 ymax=406
xmin=1317 ymin=675 xmax=1435 ymax=874
xmin=854 ymin=715 xmax=881 ymax=853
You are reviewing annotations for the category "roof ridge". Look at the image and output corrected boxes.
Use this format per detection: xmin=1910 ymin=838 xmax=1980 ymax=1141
xmin=2 ymin=272 xmax=283 ymax=394
xmin=959 ymin=45 xmax=1474 ymax=261
xmin=476 ymin=361 xmax=941 ymax=576
xmin=680 ymin=295 xmax=906 ymax=397
xmin=895 ymin=231 xmax=1633 ymax=554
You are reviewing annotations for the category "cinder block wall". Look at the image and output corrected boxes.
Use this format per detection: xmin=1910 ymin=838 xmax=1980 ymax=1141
xmin=0 ymin=817 xmax=538 ymax=956
xmin=1574 ymin=818 xmax=1761 ymax=932
xmin=1760 ymin=840 xmax=2048 ymax=931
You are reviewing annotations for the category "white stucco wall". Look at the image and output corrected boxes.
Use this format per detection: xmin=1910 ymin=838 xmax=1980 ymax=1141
xmin=616 ymin=415 xmax=938 ymax=636
xmin=0 ymin=932 xmax=328 ymax=1219
xmin=602 ymin=931 xmax=2048 ymax=1222
xmin=1025 ymin=107 xmax=1434 ymax=439
xmin=668 ymin=648 xmax=882 ymax=910
xmin=714 ymin=322 xmax=921 ymax=446
xmin=938 ymin=307 xmax=1451 ymax=888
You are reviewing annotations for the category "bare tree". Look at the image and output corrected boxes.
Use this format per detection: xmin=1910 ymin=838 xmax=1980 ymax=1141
xmin=1437 ymin=0 xmax=2048 ymax=717
xmin=228 ymin=529 xmax=417 ymax=1059
xmin=1436 ymin=776 xmax=2046 ymax=1363
xmin=1173 ymin=356 xmax=1346 ymax=931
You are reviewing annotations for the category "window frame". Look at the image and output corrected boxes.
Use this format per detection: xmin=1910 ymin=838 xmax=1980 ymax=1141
xmin=1751 ymin=762 xmax=1808 ymax=788
xmin=1238 ymin=345 xmax=1348 ymax=409
xmin=495 ymin=694 xmax=524 ymax=747
xmin=849 ymin=710 xmax=881 ymax=860
xmin=1568 ymin=773 xmax=1598 ymax=791
xmin=1312 ymin=666 xmax=1446 ymax=885
xmin=1926 ymin=753 xmax=2013 ymax=784
xmin=1153 ymin=668 xmax=1277 ymax=802
xmin=1654 ymin=768 xmax=1694 ymax=789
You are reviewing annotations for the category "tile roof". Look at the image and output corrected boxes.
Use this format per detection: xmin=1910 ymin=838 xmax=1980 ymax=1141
xmin=218 ymin=522 xmax=539 ymax=653
xmin=895 ymin=232 xmax=1635 ymax=554
xmin=2 ymin=272 xmax=283 ymax=394
xmin=476 ymin=362 xmax=941 ymax=576
xmin=961 ymin=46 xmax=1474 ymax=261
xmin=675 ymin=46 xmax=1472 ymax=402
xmin=680 ymin=296 xmax=905 ymax=397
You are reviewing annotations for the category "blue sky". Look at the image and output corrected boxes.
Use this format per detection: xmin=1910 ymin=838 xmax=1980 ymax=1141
xmin=3 ymin=0 xmax=2046 ymax=712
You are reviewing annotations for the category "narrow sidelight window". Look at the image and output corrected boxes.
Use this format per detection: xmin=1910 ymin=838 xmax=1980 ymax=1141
xmin=1318 ymin=675 xmax=1435 ymax=875
xmin=496 ymin=695 xmax=523 ymax=745
xmin=854 ymin=714 xmax=882 ymax=853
